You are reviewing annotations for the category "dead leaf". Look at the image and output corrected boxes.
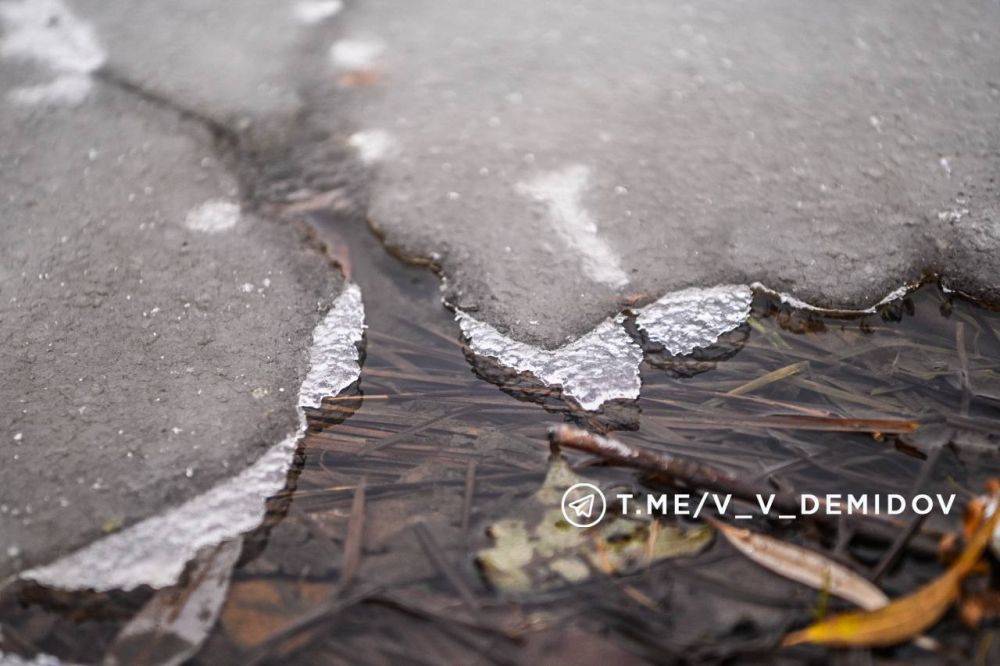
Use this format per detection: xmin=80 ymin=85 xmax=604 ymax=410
xmin=476 ymin=456 xmax=711 ymax=593
xmin=710 ymin=519 xmax=888 ymax=611
xmin=783 ymin=492 xmax=1000 ymax=648
xmin=221 ymin=578 xmax=333 ymax=649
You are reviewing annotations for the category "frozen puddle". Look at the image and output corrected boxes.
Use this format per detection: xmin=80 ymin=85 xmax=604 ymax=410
xmin=459 ymin=282 xmax=913 ymax=412
xmin=456 ymin=312 xmax=642 ymax=411
xmin=20 ymin=285 xmax=365 ymax=592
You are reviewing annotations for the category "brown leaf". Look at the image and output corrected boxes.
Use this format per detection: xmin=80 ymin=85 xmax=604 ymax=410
xmin=221 ymin=578 xmax=333 ymax=649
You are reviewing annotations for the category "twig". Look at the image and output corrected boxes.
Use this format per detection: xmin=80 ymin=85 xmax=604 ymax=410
xmin=548 ymin=425 xmax=939 ymax=555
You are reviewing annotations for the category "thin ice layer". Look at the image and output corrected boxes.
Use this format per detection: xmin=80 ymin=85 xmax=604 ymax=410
xmin=21 ymin=285 xmax=365 ymax=591
xmin=751 ymin=282 xmax=914 ymax=315
xmin=456 ymin=312 xmax=642 ymax=411
xmin=635 ymin=285 xmax=753 ymax=356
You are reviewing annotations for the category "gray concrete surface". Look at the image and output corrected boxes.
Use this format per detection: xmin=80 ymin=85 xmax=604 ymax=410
xmin=323 ymin=0 xmax=1000 ymax=347
xmin=3 ymin=0 xmax=1000 ymax=582
xmin=0 ymin=1 xmax=341 ymax=579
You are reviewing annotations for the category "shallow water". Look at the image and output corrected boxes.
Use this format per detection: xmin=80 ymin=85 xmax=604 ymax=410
xmin=2 ymin=214 xmax=1000 ymax=663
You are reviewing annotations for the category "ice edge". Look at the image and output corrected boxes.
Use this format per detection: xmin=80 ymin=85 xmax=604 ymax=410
xmin=19 ymin=284 xmax=365 ymax=592
xmin=457 ymin=282 xmax=912 ymax=411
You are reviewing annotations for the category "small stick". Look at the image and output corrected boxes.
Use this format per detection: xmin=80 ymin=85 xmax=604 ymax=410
xmin=548 ymin=425 xmax=939 ymax=555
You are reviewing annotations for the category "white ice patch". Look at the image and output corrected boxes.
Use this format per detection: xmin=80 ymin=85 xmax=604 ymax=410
xmin=21 ymin=285 xmax=365 ymax=591
xmin=184 ymin=199 xmax=241 ymax=233
xmin=299 ymin=283 xmax=365 ymax=408
xmin=751 ymin=282 xmax=913 ymax=315
xmin=7 ymin=73 xmax=91 ymax=106
xmin=456 ymin=311 xmax=642 ymax=411
xmin=0 ymin=652 xmax=70 ymax=666
xmin=517 ymin=165 xmax=629 ymax=289
xmin=293 ymin=0 xmax=343 ymax=24
xmin=635 ymin=285 xmax=752 ymax=356
xmin=348 ymin=129 xmax=395 ymax=164
xmin=330 ymin=38 xmax=384 ymax=69
xmin=0 ymin=0 xmax=105 ymax=106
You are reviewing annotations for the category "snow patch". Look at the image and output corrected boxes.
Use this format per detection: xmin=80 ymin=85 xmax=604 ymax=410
xmin=456 ymin=311 xmax=641 ymax=411
xmin=21 ymin=285 xmax=365 ymax=591
xmin=184 ymin=199 xmax=241 ymax=233
xmin=517 ymin=165 xmax=629 ymax=289
xmin=348 ymin=129 xmax=396 ymax=164
xmin=0 ymin=652 xmax=70 ymax=666
xmin=636 ymin=285 xmax=752 ymax=356
xmin=293 ymin=0 xmax=343 ymax=24
xmin=330 ymin=38 xmax=384 ymax=69
xmin=0 ymin=0 xmax=105 ymax=106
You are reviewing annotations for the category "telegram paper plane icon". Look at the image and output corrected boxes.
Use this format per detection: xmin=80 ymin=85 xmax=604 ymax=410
xmin=567 ymin=494 xmax=595 ymax=518
xmin=560 ymin=482 xmax=607 ymax=528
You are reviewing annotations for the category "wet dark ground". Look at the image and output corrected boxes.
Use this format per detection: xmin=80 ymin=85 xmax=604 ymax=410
xmin=2 ymin=213 xmax=1000 ymax=664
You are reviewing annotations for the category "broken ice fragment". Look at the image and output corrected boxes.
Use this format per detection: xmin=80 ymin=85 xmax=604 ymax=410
xmin=635 ymin=284 xmax=752 ymax=356
xmin=456 ymin=311 xmax=642 ymax=411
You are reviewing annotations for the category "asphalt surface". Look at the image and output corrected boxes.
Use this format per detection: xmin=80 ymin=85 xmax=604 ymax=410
xmin=0 ymin=1 xmax=341 ymax=579
xmin=326 ymin=0 xmax=1000 ymax=346
xmin=3 ymin=0 xmax=1000 ymax=582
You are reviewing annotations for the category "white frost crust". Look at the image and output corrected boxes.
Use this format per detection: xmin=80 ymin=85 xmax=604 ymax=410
xmin=0 ymin=0 xmax=105 ymax=106
xmin=348 ymin=129 xmax=396 ymax=164
xmin=293 ymin=0 xmax=343 ymax=24
xmin=184 ymin=199 xmax=241 ymax=233
xmin=0 ymin=652 xmax=72 ymax=666
xmin=635 ymin=284 xmax=752 ymax=356
xmin=517 ymin=165 xmax=630 ymax=289
xmin=456 ymin=311 xmax=642 ymax=411
xmin=299 ymin=283 xmax=366 ymax=408
xmin=329 ymin=38 xmax=384 ymax=69
xmin=21 ymin=285 xmax=365 ymax=591
xmin=751 ymin=282 xmax=913 ymax=315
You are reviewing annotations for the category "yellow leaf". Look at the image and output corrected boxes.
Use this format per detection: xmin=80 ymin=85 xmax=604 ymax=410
xmin=783 ymin=493 xmax=1000 ymax=648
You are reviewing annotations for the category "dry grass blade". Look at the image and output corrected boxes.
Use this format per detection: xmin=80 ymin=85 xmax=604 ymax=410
xmin=709 ymin=518 xmax=888 ymax=611
xmin=337 ymin=479 xmax=366 ymax=594
xmin=726 ymin=361 xmax=809 ymax=396
xmin=783 ymin=492 xmax=1000 ymax=648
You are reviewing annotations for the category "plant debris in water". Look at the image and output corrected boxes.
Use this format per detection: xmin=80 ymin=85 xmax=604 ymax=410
xmin=477 ymin=456 xmax=712 ymax=593
xmin=3 ymin=208 xmax=1000 ymax=664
